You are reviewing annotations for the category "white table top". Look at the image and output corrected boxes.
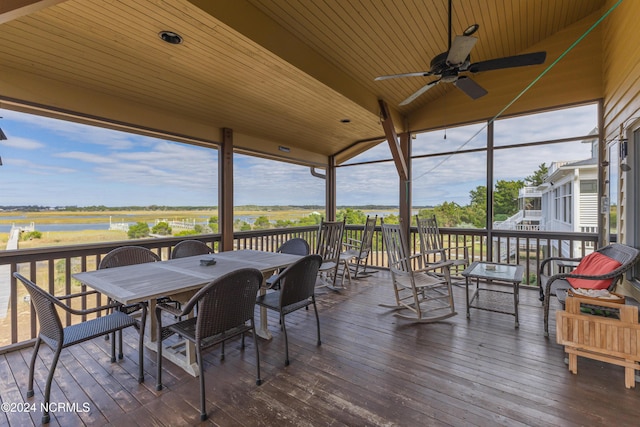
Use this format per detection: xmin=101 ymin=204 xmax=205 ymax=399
xmin=73 ymin=250 xmax=303 ymax=305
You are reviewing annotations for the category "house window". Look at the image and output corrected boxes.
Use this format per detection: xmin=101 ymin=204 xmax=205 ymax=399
xmin=632 ymin=128 xmax=640 ymax=282
xmin=580 ymin=180 xmax=597 ymax=193
xmin=608 ymin=142 xmax=619 ymax=239
xmin=563 ymin=183 xmax=573 ymax=224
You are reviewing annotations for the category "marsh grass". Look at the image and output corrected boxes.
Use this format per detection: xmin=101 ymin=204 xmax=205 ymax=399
xmin=1 ymin=208 xmax=320 ymax=249
xmin=18 ymin=230 xmax=129 ymax=249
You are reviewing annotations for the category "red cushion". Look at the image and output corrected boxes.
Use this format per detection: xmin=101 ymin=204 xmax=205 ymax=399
xmin=566 ymin=252 xmax=622 ymax=289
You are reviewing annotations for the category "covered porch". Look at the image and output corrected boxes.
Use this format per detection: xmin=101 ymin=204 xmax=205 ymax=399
xmin=3 ymin=271 xmax=639 ymax=426
xmin=2 ymin=0 xmax=640 ymax=425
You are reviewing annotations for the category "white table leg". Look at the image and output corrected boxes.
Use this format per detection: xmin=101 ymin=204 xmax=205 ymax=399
xmin=256 ymin=276 xmax=273 ymax=340
xmin=145 ymin=293 xmax=199 ymax=377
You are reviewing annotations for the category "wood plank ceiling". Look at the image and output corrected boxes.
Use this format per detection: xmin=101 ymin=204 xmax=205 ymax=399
xmin=0 ymin=0 xmax=606 ymax=165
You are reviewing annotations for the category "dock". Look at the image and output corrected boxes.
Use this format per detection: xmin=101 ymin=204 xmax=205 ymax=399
xmin=1 ymin=224 xmax=33 ymax=318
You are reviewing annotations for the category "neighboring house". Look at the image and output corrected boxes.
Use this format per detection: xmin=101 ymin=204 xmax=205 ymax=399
xmin=495 ymin=132 xmax=599 ymax=259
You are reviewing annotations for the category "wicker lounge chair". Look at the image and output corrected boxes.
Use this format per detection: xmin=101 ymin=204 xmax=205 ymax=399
xmin=540 ymin=243 xmax=640 ymax=336
xmin=14 ymin=272 xmax=146 ymax=424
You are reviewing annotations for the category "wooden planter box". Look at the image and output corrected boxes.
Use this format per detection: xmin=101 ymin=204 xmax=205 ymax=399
xmin=556 ymin=295 xmax=640 ymax=388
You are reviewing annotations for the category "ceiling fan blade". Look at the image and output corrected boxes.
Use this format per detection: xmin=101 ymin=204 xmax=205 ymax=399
xmin=375 ymin=71 xmax=433 ymax=81
xmin=399 ymin=79 xmax=441 ymax=106
xmin=469 ymin=51 xmax=547 ymax=73
xmin=454 ymin=76 xmax=487 ymax=100
xmin=446 ymin=35 xmax=477 ymax=66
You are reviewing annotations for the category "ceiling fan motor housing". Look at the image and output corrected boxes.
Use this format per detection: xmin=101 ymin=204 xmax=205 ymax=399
xmin=430 ymin=51 xmax=450 ymax=74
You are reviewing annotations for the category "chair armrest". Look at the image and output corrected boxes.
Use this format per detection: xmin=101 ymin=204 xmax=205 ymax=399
xmin=58 ymin=298 xmax=128 ymax=317
xmin=58 ymin=289 xmax=100 ymax=301
xmin=442 ymin=245 xmax=470 ymax=258
xmin=414 ymin=260 xmax=454 ymax=273
xmin=539 ymin=256 xmax=583 ymax=275
xmin=155 ymin=302 xmax=183 ymax=317
xmin=543 ymin=260 xmax=635 ymax=299
xmin=57 ymin=289 xmax=143 ymax=317
xmin=342 ymin=241 xmax=360 ymax=249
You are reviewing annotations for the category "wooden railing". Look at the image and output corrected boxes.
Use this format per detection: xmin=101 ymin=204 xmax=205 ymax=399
xmin=0 ymin=226 xmax=597 ymax=352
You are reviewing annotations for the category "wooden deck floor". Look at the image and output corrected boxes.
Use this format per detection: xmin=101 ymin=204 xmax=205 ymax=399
xmin=2 ymin=271 xmax=640 ymax=426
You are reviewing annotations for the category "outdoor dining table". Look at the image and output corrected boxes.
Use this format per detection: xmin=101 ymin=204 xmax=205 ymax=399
xmin=73 ymin=249 xmax=303 ymax=376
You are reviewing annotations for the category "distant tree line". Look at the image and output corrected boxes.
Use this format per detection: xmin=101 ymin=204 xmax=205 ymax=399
xmin=416 ymin=163 xmax=547 ymax=228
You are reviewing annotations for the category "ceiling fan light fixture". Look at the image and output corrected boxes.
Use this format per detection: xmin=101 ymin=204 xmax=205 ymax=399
xmin=159 ymin=31 xmax=183 ymax=45
xmin=463 ymin=24 xmax=479 ymax=36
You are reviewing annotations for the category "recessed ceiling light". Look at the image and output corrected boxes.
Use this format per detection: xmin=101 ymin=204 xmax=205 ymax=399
xmin=340 ymin=119 xmax=351 ymax=123
xmin=463 ymin=24 xmax=479 ymax=36
xmin=278 ymin=145 xmax=291 ymax=152
xmin=159 ymin=31 xmax=183 ymax=45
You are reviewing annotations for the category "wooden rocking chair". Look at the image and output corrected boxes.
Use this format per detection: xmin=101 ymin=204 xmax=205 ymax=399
xmin=415 ymin=215 xmax=470 ymax=282
xmin=315 ymin=218 xmax=346 ymax=291
xmin=339 ymin=215 xmax=377 ymax=285
xmin=380 ymin=219 xmax=457 ymax=322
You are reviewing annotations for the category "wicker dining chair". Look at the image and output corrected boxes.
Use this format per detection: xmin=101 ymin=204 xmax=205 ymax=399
xmin=155 ymin=268 xmax=263 ymax=421
xmin=265 ymin=237 xmax=310 ymax=289
xmin=99 ymin=246 xmax=179 ymax=349
xmin=256 ymin=254 xmax=323 ymax=366
xmin=14 ymin=272 xmax=146 ymax=424
xmin=170 ymin=239 xmax=213 ymax=259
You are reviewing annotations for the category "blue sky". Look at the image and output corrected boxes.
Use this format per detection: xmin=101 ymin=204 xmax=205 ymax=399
xmin=0 ymin=104 xmax=597 ymax=207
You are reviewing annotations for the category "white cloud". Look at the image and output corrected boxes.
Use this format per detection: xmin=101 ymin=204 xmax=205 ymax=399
xmin=6 ymin=158 xmax=75 ymax=175
xmin=1 ymin=136 xmax=44 ymax=150
xmin=0 ymin=103 xmax=599 ymax=207
xmin=56 ymin=151 xmax=117 ymax=164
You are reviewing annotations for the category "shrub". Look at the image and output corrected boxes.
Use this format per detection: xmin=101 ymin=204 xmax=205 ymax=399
xmin=128 ymin=222 xmax=150 ymax=239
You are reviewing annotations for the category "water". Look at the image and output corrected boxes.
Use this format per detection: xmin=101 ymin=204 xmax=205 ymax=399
xmin=0 ymin=210 xmax=404 ymax=233
xmin=0 ymin=223 xmax=111 ymax=233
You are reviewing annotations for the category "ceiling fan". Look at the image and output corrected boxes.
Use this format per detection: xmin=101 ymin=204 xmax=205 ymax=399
xmin=375 ymin=0 xmax=547 ymax=106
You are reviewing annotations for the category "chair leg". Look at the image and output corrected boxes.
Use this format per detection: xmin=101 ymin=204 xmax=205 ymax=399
xmin=42 ymin=347 xmax=62 ymax=424
xmin=281 ymin=313 xmax=290 ymax=366
xmin=110 ymin=332 xmax=116 ymax=362
xmin=156 ymin=309 xmax=163 ymax=391
xmin=27 ymin=337 xmax=41 ymax=398
xmin=118 ymin=329 xmax=124 ymax=360
xmin=221 ymin=340 xmax=225 ymax=361
xmin=111 ymin=332 xmax=117 ymax=363
xmin=138 ymin=303 xmax=147 ymax=383
xmin=342 ymin=259 xmax=352 ymax=286
xmin=312 ymin=299 xmax=321 ymax=346
xmin=543 ymin=281 xmax=553 ymax=337
xmin=251 ymin=320 xmax=262 ymax=386
xmin=196 ymin=347 xmax=207 ymax=421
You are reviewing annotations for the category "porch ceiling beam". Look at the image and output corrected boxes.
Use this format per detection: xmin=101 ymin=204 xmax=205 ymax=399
xmin=0 ymin=0 xmax=66 ymax=24
xmin=379 ymin=99 xmax=408 ymax=182
xmin=186 ymin=0 xmax=385 ymax=118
